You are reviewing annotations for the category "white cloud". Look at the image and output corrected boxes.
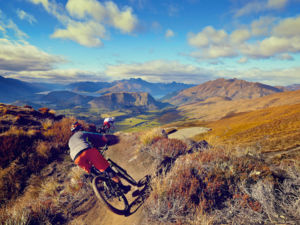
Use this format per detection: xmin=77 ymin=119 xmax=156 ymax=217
xmin=4 ymin=69 xmax=108 ymax=83
xmin=66 ymin=0 xmax=137 ymax=33
xmin=0 ymin=11 xmax=28 ymax=39
xmin=30 ymin=0 xmax=50 ymax=11
xmin=272 ymin=16 xmax=300 ymax=37
xmin=66 ymin=0 xmax=106 ymax=21
xmin=29 ymin=0 xmax=139 ymax=47
xmin=105 ymin=59 xmax=300 ymax=86
xmin=16 ymin=9 xmax=37 ymax=24
xmin=51 ymin=21 xmax=106 ymax=47
xmin=241 ymin=36 xmax=300 ymax=58
xmin=251 ymin=16 xmax=276 ymax=36
xmin=0 ymin=39 xmax=64 ymax=72
xmin=217 ymin=66 xmax=300 ymax=86
xmin=165 ymin=29 xmax=174 ymax=38
xmin=188 ymin=26 xmax=237 ymax=59
xmin=105 ymin=60 xmax=213 ymax=83
xmin=187 ymin=15 xmax=300 ymax=60
xmin=105 ymin=1 xmax=138 ymax=33
xmin=230 ymin=29 xmax=251 ymax=43
xmin=267 ymin=0 xmax=288 ymax=9
xmin=234 ymin=0 xmax=289 ymax=17
xmin=188 ymin=26 xmax=228 ymax=48
xmin=190 ymin=45 xmax=237 ymax=59
xmin=6 ymin=20 xmax=28 ymax=39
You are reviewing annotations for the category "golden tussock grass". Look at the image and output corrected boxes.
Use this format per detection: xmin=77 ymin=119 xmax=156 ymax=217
xmin=197 ymin=103 xmax=300 ymax=152
xmin=139 ymin=127 xmax=167 ymax=146
xmin=36 ymin=141 xmax=52 ymax=158
xmin=42 ymin=119 xmax=54 ymax=130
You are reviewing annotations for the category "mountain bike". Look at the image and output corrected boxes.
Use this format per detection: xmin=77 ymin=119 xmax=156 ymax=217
xmin=91 ymin=148 xmax=150 ymax=215
xmin=97 ymin=125 xmax=113 ymax=134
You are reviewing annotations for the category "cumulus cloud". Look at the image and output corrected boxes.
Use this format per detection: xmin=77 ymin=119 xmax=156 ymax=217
xmin=165 ymin=29 xmax=174 ymax=38
xmin=30 ymin=0 xmax=50 ymax=11
xmin=29 ymin=0 xmax=138 ymax=47
xmin=16 ymin=9 xmax=37 ymax=24
xmin=187 ymin=15 xmax=300 ymax=60
xmin=4 ymin=69 xmax=108 ymax=83
xmin=251 ymin=16 xmax=276 ymax=36
xmin=188 ymin=26 xmax=238 ymax=59
xmin=105 ymin=60 xmax=213 ymax=83
xmin=272 ymin=16 xmax=300 ymax=37
xmin=0 ymin=38 xmax=108 ymax=83
xmin=241 ymin=15 xmax=300 ymax=59
xmin=217 ymin=66 xmax=300 ymax=86
xmin=188 ymin=26 xmax=228 ymax=48
xmin=230 ymin=29 xmax=251 ymax=43
xmin=66 ymin=0 xmax=105 ymax=21
xmin=0 ymin=39 xmax=64 ymax=72
xmin=234 ymin=0 xmax=288 ymax=17
xmin=52 ymin=21 xmax=106 ymax=47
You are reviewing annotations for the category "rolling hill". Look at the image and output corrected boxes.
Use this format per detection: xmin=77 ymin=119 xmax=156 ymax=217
xmin=178 ymin=89 xmax=300 ymax=122
xmin=96 ymin=78 xmax=194 ymax=98
xmin=166 ymin=78 xmax=283 ymax=106
xmin=66 ymin=81 xmax=113 ymax=93
xmin=89 ymin=92 xmax=169 ymax=111
xmin=0 ymin=75 xmax=41 ymax=103
xmin=40 ymin=91 xmax=94 ymax=109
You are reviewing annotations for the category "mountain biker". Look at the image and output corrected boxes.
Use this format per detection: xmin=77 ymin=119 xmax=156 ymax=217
xmin=103 ymin=117 xmax=115 ymax=131
xmin=68 ymin=121 xmax=131 ymax=193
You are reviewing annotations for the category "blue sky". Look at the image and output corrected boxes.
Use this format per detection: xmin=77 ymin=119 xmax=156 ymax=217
xmin=0 ymin=0 xmax=300 ymax=85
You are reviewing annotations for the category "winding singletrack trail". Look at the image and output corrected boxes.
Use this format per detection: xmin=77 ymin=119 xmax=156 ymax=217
xmin=168 ymin=127 xmax=211 ymax=140
xmin=69 ymin=132 xmax=155 ymax=225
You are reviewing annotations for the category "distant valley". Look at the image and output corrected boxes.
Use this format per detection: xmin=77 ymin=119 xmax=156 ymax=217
xmin=1 ymin=75 xmax=300 ymax=131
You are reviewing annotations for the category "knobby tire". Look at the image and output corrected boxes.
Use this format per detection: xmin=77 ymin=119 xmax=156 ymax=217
xmin=92 ymin=176 xmax=129 ymax=215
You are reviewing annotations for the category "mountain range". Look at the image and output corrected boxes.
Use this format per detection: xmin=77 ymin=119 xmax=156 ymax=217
xmin=166 ymin=78 xmax=284 ymax=106
xmin=89 ymin=92 xmax=169 ymax=111
xmin=1 ymin=75 xmax=300 ymax=116
xmin=94 ymin=78 xmax=194 ymax=98
xmin=0 ymin=76 xmax=41 ymax=102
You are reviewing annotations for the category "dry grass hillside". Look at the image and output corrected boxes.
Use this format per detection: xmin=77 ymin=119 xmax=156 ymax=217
xmin=178 ymin=89 xmax=300 ymax=122
xmin=0 ymin=103 xmax=85 ymax=224
xmin=1 ymin=101 xmax=299 ymax=225
xmin=194 ymin=102 xmax=300 ymax=153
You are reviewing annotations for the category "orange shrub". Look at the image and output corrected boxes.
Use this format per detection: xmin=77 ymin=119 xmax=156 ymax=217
xmin=147 ymin=138 xmax=187 ymax=160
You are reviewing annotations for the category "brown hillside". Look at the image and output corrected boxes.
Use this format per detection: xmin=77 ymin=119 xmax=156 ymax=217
xmin=97 ymin=81 xmax=150 ymax=94
xmin=168 ymin=78 xmax=282 ymax=106
xmin=89 ymin=92 xmax=167 ymax=110
xmin=195 ymin=102 xmax=300 ymax=152
xmin=178 ymin=89 xmax=300 ymax=122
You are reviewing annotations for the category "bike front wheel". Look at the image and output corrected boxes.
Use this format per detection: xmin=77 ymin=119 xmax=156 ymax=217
xmin=92 ymin=176 xmax=129 ymax=215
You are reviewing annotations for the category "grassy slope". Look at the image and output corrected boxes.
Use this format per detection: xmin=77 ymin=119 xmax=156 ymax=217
xmin=178 ymin=89 xmax=300 ymax=122
xmin=193 ymin=103 xmax=300 ymax=152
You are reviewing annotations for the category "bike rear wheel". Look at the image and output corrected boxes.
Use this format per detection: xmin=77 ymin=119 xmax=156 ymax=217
xmin=92 ymin=176 xmax=129 ymax=215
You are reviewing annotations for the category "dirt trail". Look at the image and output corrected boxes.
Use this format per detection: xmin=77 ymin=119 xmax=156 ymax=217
xmin=69 ymin=132 xmax=155 ymax=225
xmin=69 ymin=128 xmax=212 ymax=225
xmin=168 ymin=127 xmax=211 ymax=140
